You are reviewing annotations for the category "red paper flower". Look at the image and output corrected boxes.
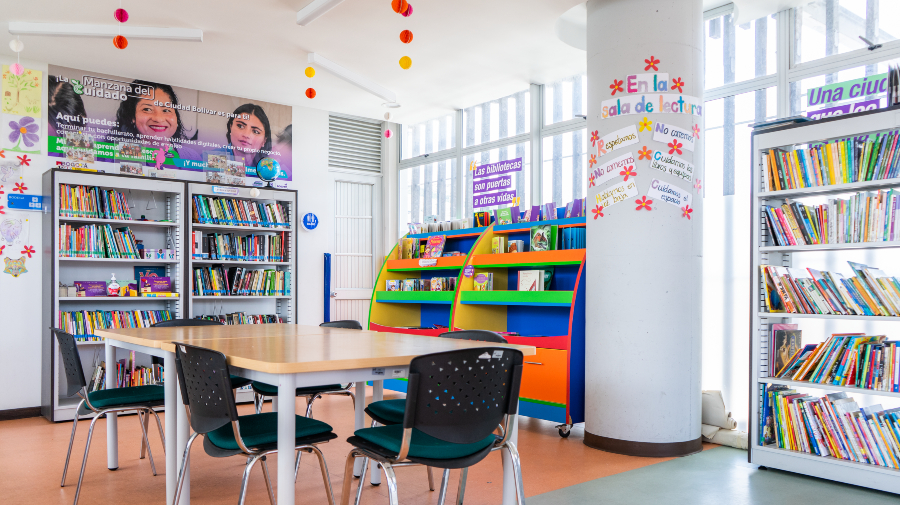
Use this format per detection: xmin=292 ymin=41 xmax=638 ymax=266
xmin=0 ymin=245 xmax=4 ymax=255
xmin=0 ymin=205 xmax=5 ymax=214
xmin=692 ymin=124 xmax=700 ymax=138
xmin=635 ymin=196 xmax=652 ymax=211
xmin=589 ymin=154 xmax=597 ymax=168
xmin=13 ymin=182 xmax=27 ymax=193
xmin=592 ymin=205 xmax=604 ymax=219
xmin=590 ymin=130 xmax=599 ymax=146
xmin=609 ymin=79 xmax=624 ymax=95
xmin=0 ymin=185 xmax=4 ymax=195
xmin=620 ymin=165 xmax=636 ymax=181
xmin=597 ymin=139 xmax=607 ymax=156
xmin=682 ymin=205 xmax=693 ymax=219
xmin=694 ymin=178 xmax=702 ymax=192
xmin=16 ymin=154 xmax=30 ymax=166
xmin=21 ymin=245 xmax=35 ymax=258
xmin=0 ymin=149 xmax=5 ymax=158
xmin=671 ymin=77 xmax=685 ymax=93
xmin=588 ymin=173 xmax=596 ymax=187
xmin=638 ymin=146 xmax=652 ymax=160
xmin=668 ymin=140 xmax=683 ymax=155
xmin=644 ymin=56 xmax=660 ymax=71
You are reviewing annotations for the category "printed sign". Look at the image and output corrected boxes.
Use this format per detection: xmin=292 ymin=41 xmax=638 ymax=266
xmin=807 ymin=73 xmax=887 ymax=107
xmin=473 ymin=174 xmax=513 ymax=195
xmin=595 ymin=180 xmax=638 ymax=209
xmin=212 ymin=185 xmax=240 ymax=196
xmin=652 ymin=122 xmax=695 ymax=152
xmin=474 ymin=190 xmax=517 ymax=209
xmin=807 ymin=98 xmax=881 ymax=120
xmin=302 ymin=213 xmax=319 ymax=230
xmin=6 ymin=193 xmax=43 ymax=211
xmin=464 ymin=265 xmax=474 ymax=278
xmin=601 ymin=94 xmax=703 ymax=119
xmin=591 ymin=151 xmax=635 ymax=188
xmin=625 ymin=73 xmax=670 ymax=93
xmin=473 ymin=158 xmax=522 ymax=180
xmin=418 ymin=258 xmax=438 ymax=267
xmin=597 ymin=125 xmax=639 ymax=157
xmin=647 ymin=179 xmax=692 ymax=208
xmin=650 ymin=151 xmax=694 ymax=182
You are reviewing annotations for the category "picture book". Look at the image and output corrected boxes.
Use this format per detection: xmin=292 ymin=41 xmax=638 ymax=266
xmin=518 ymin=270 xmax=542 ymax=291
xmin=564 ymin=201 xmax=574 ymax=218
xmin=768 ymin=323 xmax=797 ymax=371
xmin=141 ymin=276 xmax=172 ymax=293
xmin=491 ymin=236 xmax=507 ymax=254
xmin=570 ymin=198 xmax=583 ymax=218
xmin=473 ymin=272 xmax=493 ymax=291
xmin=543 ymin=202 xmax=557 ymax=221
xmin=522 ymin=208 xmax=532 ymax=221
xmin=772 ymin=329 xmax=802 ymax=376
xmin=530 ymin=205 xmax=541 ymax=222
xmin=386 ymin=280 xmax=400 ymax=291
xmin=509 ymin=205 xmax=519 ymax=223
xmin=424 ymin=235 xmax=446 ymax=259
xmin=134 ymin=266 xmax=166 ymax=280
xmin=74 ymin=281 xmax=107 ymax=297
xmin=542 ymin=266 xmax=555 ymax=291
xmin=530 ymin=225 xmax=558 ymax=251
xmin=508 ymin=240 xmax=524 ymax=253
xmin=496 ymin=207 xmax=513 ymax=225
xmin=400 ymin=238 xmax=417 ymax=259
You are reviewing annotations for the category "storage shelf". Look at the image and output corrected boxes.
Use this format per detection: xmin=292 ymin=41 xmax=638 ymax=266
xmin=59 ymin=297 xmax=179 ymax=302
xmin=374 ymin=291 xmax=455 ymax=304
xmin=191 ymin=259 xmax=290 ymax=266
xmin=59 ymin=257 xmax=180 ymax=264
xmin=191 ymin=222 xmax=292 ymax=232
xmin=386 ymin=257 xmax=467 ymax=271
xmin=758 ymin=178 xmax=900 ymax=199
xmin=75 ymin=340 xmax=105 ymax=345
xmin=58 ymin=216 xmax=178 ymax=227
xmin=470 ymin=250 xmax=585 ymax=268
xmin=192 ymin=295 xmax=291 ymax=299
xmin=757 ymin=311 xmax=900 ymax=321
xmin=760 ymin=241 xmax=900 ymax=253
xmin=493 ymin=216 xmax=586 ymax=234
xmin=459 ymin=290 xmax=574 ymax=306
xmin=754 ymin=445 xmax=900 ymax=477
xmin=758 ymin=377 xmax=900 ymax=398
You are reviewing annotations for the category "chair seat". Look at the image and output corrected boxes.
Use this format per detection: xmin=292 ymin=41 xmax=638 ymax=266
xmin=353 ymin=424 xmax=496 ymax=460
xmin=86 ymin=385 xmax=164 ymax=409
xmin=229 ymin=375 xmax=252 ymax=389
xmin=251 ymin=381 xmax=345 ymax=397
xmin=207 ymin=412 xmax=334 ymax=451
xmin=365 ymin=399 xmax=406 ymax=425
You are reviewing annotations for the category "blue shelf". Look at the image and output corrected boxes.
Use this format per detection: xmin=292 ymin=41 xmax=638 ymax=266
xmin=493 ymin=216 xmax=586 ymax=234
xmin=408 ymin=227 xmax=487 ymax=240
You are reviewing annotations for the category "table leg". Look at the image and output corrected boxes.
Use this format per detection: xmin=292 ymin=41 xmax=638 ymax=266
xmin=164 ymin=352 xmax=177 ymax=505
xmin=104 ymin=340 xmax=118 ymax=470
xmin=353 ymin=382 xmax=366 ymax=477
xmin=176 ymin=377 xmax=191 ymax=505
xmin=501 ymin=406 xmax=519 ymax=505
xmin=277 ymin=374 xmax=297 ymax=505
xmin=369 ymin=381 xmax=383 ymax=486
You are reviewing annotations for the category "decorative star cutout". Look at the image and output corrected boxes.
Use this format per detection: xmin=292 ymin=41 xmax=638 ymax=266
xmin=692 ymin=124 xmax=700 ymax=138
xmin=638 ymin=117 xmax=653 ymax=132
xmin=597 ymin=139 xmax=607 ymax=156
xmin=644 ymin=56 xmax=660 ymax=71
xmin=589 ymin=154 xmax=597 ymax=168
xmin=667 ymin=140 xmax=683 ymax=155
xmin=13 ymin=182 xmax=27 ymax=194
xmin=592 ymin=204 xmax=604 ymax=219
xmin=590 ymin=130 xmax=599 ymax=147
xmin=635 ymin=196 xmax=652 ymax=211
xmin=21 ymin=245 xmax=35 ymax=258
xmin=638 ymin=146 xmax=652 ymax=160
xmin=609 ymin=79 xmax=624 ymax=95
xmin=694 ymin=179 xmax=702 ymax=193
xmin=16 ymin=154 xmax=30 ymax=166
xmin=588 ymin=173 xmax=597 ymax=188
xmin=682 ymin=205 xmax=693 ymax=219
xmin=671 ymin=77 xmax=685 ymax=93
xmin=620 ymin=165 xmax=637 ymax=181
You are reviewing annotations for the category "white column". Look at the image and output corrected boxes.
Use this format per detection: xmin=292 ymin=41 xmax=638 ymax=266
xmin=104 ymin=341 xmax=118 ymax=469
xmin=584 ymin=0 xmax=704 ymax=456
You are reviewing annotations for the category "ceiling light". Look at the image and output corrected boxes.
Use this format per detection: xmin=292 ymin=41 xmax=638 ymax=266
xmin=296 ymin=0 xmax=346 ymax=26
xmin=308 ymin=53 xmax=397 ymax=103
xmin=8 ymin=21 xmax=203 ymax=42
xmin=382 ymin=102 xmax=401 ymax=108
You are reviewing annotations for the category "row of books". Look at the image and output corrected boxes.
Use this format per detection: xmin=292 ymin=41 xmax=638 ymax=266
xmin=86 ymin=357 xmax=164 ymax=392
xmin=764 ymin=189 xmax=900 ymax=246
xmin=59 ymin=184 xmax=132 ymax=220
xmin=473 ymin=272 xmax=494 ymax=291
xmin=191 ymin=230 xmax=287 ymax=262
xmin=196 ymin=314 xmax=284 ymax=325
xmin=386 ymin=277 xmax=457 ymax=292
xmin=191 ymin=195 xmax=290 ymax=228
xmin=517 ymin=268 xmax=553 ymax=291
xmin=408 ymin=219 xmax=471 ymax=234
xmin=761 ymin=261 xmax=900 ymax=316
xmin=58 ymin=310 xmax=173 ymax=339
xmin=59 ymin=224 xmax=141 ymax=259
xmin=192 ymin=266 xmax=291 ymax=296
xmin=763 ymin=131 xmax=900 ymax=191
xmin=761 ymin=387 xmax=900 ymax=469
xmin=398 ymin=236 xmax=462 ymax=260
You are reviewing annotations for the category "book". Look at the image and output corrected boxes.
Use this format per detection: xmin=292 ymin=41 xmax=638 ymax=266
xmin=542 ymin=266 xmax=555 ymax=291
xmin=772 ymin=329 xmax=802 ymax=376
xmin=386 ymin=280 xmax=400 ymax=291
xmin=74 ymin=281 xmax=107 ymax=297
xmin=529 ymin=205 xmax=540 ymax=222
xmin=491 ymin=236 xmax=507 ymax=254
xmin=518 ymin=270 xmax=543 ymax=291
xmin=543 ymin=202 xmax=557 ymax=221
xmin=424 ymin=235 xmax=446 ymax=259
xmin=473 ymin=272 xmax=493 ymax=291
xmin=508 ymin=240 xmax=525 ymax=253
xmin=141 ymin=276 xmax=172 ymax=294
xmin=496 ymin=207 xmax=513 ymax=225
xmin=530 ymin=225 xmax=558 ymax=252
xmin=570 ymin=198 xmax=583 ymax=218
xmin=134 ymin=266 xmax=167 ymax=280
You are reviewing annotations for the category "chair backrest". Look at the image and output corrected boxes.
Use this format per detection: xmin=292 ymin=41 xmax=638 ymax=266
xmin=403 ymin=347 xmax=523 ymax=445
xmin=439 ymin=330 xmax=508 ymax=344
xmin=173 ymin=343 xmax=239 ymax=434
xmin=52 ymin=329 xmax=86 ymax=397
xmin=319 ymin=320 xmax=362 ymax=330
xmin=152 ymin=318 xmax=224 ymax=327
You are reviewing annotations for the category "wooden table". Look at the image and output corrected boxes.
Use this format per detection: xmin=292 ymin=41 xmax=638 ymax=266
xmin=98 ymin=324 xmax=535 ymax=505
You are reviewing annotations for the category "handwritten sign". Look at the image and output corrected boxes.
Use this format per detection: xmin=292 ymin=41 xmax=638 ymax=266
xmin=597 ymin=125 xmax=639 ymax=157
xmin=595 ymin=180 xmax=638 ymax=209
xmin=625 ymin=73 xmax=669 ymax=93
xmin=650 ymin=151 xmax=694 ymax=182
xmin=591 ymin=151 xmax=635 ymax=188
xmin=652 ymin=122 xmax=695 ymax=152
xmin=647 ymin=179 xmax=692 ymax=208
xmin=601 ymin=94 xmax=703 ymax=119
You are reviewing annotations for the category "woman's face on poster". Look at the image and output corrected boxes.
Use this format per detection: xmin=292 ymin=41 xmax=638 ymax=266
xmin=230 ymin=113 xmax=265 ymax=153
xmin=134 ymin=88 xmax=178 ymax=139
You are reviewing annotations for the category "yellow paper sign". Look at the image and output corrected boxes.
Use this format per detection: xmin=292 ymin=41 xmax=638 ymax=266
xmin=2 ymin=66 xmax=42 ymax=117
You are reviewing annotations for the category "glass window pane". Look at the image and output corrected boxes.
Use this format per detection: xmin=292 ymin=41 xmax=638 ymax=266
xmin=462 ymin=90 xmax=530 ymax=148
xmin=705 ymin=12 xmax=777 ymax=89
xmin=463 ymin=142 xmax=531 ymax=216
xmin=543 ymin=75 xmax=587 ymax=126
xmin=790 ymin=58 xmax=900 ymax=116
xmin=400 ymin=114 xmax=455 ymax=160
xmin=795 ymin=0 xmax=899 ymax=65
xmin=398 ymin=159 xmax=459 ymax=233
xmin=541 ymin=130 xmax=587 ymax=208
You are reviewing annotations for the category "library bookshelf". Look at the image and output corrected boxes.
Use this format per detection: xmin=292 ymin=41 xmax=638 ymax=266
xmin=750 ymin=107 xmax=900 ymax=493
xmin=42 ymin=170 xmax=185 ymax=421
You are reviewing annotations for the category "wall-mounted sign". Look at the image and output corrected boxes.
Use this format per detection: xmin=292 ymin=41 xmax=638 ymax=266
xmin=647 ymin=179 xmax=692 ymax=208
xmin=302 ymin=213 xmax=319 ymax=231
xmin=211 ymin=186 xmax=240 ymax=196
xmin=807 ymin=73 xmax=887 ymax=107
xmin=6 ymin=193 xmax=43 ymax=211
xmin=472 ymin=158 xmax=521 ymax=209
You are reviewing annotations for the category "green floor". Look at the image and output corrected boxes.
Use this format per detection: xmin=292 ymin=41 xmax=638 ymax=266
xmin=528 ymin=447 xmax=899 ymax=505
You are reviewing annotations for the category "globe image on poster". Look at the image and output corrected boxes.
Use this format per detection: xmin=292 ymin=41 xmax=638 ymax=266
xmin=256 ymin=157 xmax=281 ymax=186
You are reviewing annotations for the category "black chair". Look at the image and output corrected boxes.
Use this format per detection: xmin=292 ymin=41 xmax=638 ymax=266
xmin=54 ymin=329 xmax=166 ymax=505
xmin=172 ymin=343 xmax=337 ymax=505
xmin=151 ymin=318 xmax=252 ymax=390
xmin=341 ymin=346 xmax=525 ymax=505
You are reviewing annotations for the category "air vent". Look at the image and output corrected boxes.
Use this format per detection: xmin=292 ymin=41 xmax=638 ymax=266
xmin=329 ymin=115 xmax=383 ymax=173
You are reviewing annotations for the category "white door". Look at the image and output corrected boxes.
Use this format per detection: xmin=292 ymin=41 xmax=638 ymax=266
xmin=332 ymin=175 xmax=381 ymax=324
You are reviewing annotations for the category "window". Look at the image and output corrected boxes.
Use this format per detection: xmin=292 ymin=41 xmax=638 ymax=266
xmin=790 ymin=58 xmax=899 ymax=116
xmin=794 ymin=0 xmax=900 ymax=64
xmin=464 ymin=142 xmax=530 ymax=216
xmin=398 ymin=159 xmax=459 ymax=227
xmin=543 ymin=75 xmax=587 ymax=125
xmin=401 ymin=114 xmax=455 ymax=160
xmin=705 ymin=12 xmax=777 ymax=89
xmin=541 ymin=130 xmax=586 ymax=207
xmin=462 ymin=90 xmax=530 ymax=148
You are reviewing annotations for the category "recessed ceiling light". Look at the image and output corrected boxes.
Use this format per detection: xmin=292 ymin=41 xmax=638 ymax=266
xmin=382 ymin=103 xmax=402 ymax=108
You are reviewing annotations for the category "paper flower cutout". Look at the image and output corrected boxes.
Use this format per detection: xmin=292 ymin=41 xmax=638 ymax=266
xmin=694 ymin=179 xmax=702 ymax=192
xmin=667 ymin=140 xmax=683 ymax=155
xmin=682 ymin=205 xmax=693 ymax=219
xmin=635 ymin=196 xmax=652 ymax=211
xmin=0 ymin=245 xmax=4 ymax=255
xmin=13 ymin=182 xmax=26 ymax=193
xmin=589 ymin=154 xmax=597 ymax=168
xmin=0 ymin=185 xmax=4 ymax=195
xmin=0 ymin=205 xmax=6 ymax=214
xmin=8 ymin=117 xmax=39 ymax=150
xmin=620 ymin=165 xmax=636 ymax=181
xmin=638 ymin=146 xmax=652 ymax=160
xmin=692 ymin=124 xmax=700 ymax=138
xmin=638 ymin=117 xmax=653 ymax=132
xmin=16 ymin=154 xmax=30 ymax=166
xmin=609 ymin=79 xmax=624 ymax=95
xmin=644 ymin=56 xmax=660 ymax=71
xmin=671 ymin=77 xmax=685 ymax=93
xmin=588 ymin=173 xmax=596 ymax=187
xmin=590 ymin=130 xmax=599 ymax=147
xmin=597 ymin=139 xmax=607 ymax=156
xmin=592 ymin=205 xmax=604 ymax=219
xmin=0 ymin=150 xmax=5 ymax=158
xmin=21 ymin=245 xmax=34 ymax=258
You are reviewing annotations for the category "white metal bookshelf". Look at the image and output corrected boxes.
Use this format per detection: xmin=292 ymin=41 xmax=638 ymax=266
xmin=42 ymin=170 xmax=185 ymax=422
xmin=750 ymin=107 xmax=900 ymax=494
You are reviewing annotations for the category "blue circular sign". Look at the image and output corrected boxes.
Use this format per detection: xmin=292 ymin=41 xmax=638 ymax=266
xmin=302 ymin=213 xmax=319 ymax=231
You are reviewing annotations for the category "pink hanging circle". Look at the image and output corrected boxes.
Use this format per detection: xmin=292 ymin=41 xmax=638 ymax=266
xmin=114 ymin=8 xmax=129 ymax=23
xmin=10 ymin=63 xmax=24 ymax=76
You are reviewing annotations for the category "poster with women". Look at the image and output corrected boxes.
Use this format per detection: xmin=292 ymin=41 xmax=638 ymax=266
xmin=46 ymin=65 xmax=292 ymax=184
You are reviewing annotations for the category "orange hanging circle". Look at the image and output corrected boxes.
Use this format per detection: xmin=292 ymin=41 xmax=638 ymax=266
xmin=305 ymin=88 xmax=317 ymax=99
xmin=113 ymin=35 xmax=128 ymax=49
xmin=399 ymin=30 xmax=413 ymax=44
xmin=391 ymin=0 xmax=408 ymax=13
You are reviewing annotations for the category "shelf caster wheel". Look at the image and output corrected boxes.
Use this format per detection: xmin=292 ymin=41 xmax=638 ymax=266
xmin=556 ymin=424 xmax=572 ymax=438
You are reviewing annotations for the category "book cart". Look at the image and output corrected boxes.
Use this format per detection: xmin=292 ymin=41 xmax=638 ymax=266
xmin=186 ymin=182 xmax=297 ymax=403
xmin=750 ymin=107 xmax=900 ymax=493
xmin=41 ymin=169 xmax=185 ymax=421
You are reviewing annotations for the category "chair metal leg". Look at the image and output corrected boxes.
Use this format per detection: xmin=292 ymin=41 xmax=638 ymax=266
xmin=61 ymin=400 xmax=83 ymax=487
xmin=456 ymin=468 xmax=468 ymax=505
xmin=502 ymin=443 xmax=526 ymax=505
xmin=149 ymin=408 xmax=166 ymax=450
xmin=427 ymin=466 xmax=435 ymax=491
xmin=260 ymin=455 xmax=277 ymax=505
xmin=294 ymin=448 xmax=305 ymax=482
xmin=305 ymin=394 xmax=317 ymax=418
xmin=136 ymin=409 xmax=157 ymax=476
xmin=237 ymin=454 xmax=264 ymax=505
xmin=352 ymin=454 xmax=369 ymax=505
xmin=254 ymin=393 xmax=263 ymax=414
xmin=72 ymin=413 xmax=102 ymax=505
xmin=437 ymin=468 xmax=451 ymax=505
xmin=172 ymin=432 xmax=200 ymax=505
xmin=340 ymin=451 xmax=362 ymax=505
xmin=309 ymin=445 xmax=336 ymax=505
xmin=381 ymin=463 xmax=400 ymax=505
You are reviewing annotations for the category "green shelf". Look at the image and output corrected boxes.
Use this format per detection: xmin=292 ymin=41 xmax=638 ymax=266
xmin=459 ymin=290 xmax=574 ymax=307
xmin=375 ymin=291 xmax=456 ymax=304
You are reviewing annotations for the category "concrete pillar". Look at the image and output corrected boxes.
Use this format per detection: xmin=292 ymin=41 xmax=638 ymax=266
xmin=584 ymin=0 xmax=704 ymax=457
